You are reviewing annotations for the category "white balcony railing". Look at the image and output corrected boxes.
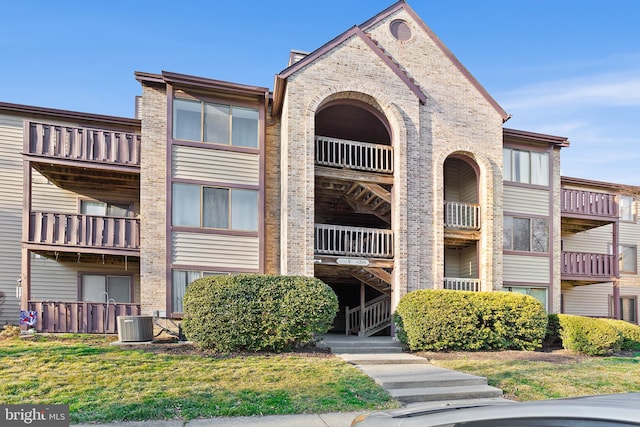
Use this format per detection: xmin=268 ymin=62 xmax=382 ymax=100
xmin=315 ymin=136 xmax=393 ymax=174
xmin=443 ymin=277 xmax=481 ymax=292
xmin=444 ymin=201 xmax=480 ymax=230
xmin=314 ymin=224 xmax=393 ymax=258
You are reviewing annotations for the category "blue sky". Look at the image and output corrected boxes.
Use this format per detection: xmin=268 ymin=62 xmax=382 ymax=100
xmin=2 ymin=1 xmax=639 ymax=184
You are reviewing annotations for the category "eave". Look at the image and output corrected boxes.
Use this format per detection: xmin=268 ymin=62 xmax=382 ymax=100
xmin=135 ymin=71 xmax=269 ymax=99
xmin=504 ymin=128 xmax=570 ymax=147
xmin=0 ymin=101 xmax=140 ymax=129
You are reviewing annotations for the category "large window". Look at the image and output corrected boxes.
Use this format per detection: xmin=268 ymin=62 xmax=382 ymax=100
xmin=620 ymin=195 xmax=635 ymax=222
xmin=173 ymin=98 xmax=259 ymax=148
xmin=81 ymin=274 xmax=131 ymax=303
xmin=504 ymin=216 xmax=549 ymax=253
xmin=172 ymin=270 xmax=224 ymax=312
xmin=172 ymin=183 xmax=258 ymax=231
xmin=80 ymin=200 xmax=131 ymax=217
xmin=503 ymin=148 xmax=549 ymax=186
xmin=620 ymin=244 xmax=637 ymax=274
xmin=504 ymin=286 xmax=548 ymax=311
xmin=610 ymin=296 xmax=638 ymax=324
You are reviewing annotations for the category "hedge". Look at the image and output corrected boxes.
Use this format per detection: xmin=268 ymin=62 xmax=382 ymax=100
xmin=557 ymin=314 xmax=622 ymax=356
xmin=394 ymin=290 xmax=547 ymax=351
xmin=602 ymin=318 xmax=640 ymax=350
xmin=181 ymin=274 xmax=338 ymax=352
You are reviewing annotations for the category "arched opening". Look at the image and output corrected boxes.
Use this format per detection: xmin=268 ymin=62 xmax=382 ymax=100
xmin=443 ymin=155 xmax=481 ymax=292
xmin=313 ymin=98 xmax=394 ymax=336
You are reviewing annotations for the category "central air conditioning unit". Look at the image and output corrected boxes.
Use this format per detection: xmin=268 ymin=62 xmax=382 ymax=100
xmin=117 ymin=315 xmax=154 ymax=342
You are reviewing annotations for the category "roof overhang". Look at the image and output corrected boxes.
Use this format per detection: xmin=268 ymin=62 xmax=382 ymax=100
xmin=504 ymin=128 xmax=570 ymax=147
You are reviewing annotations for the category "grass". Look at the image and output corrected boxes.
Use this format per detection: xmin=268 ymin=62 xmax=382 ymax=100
xmin=430 ymin=351 xmax=640 ymax=401
xmin=0 ymin=334 xmax=397 ymax=423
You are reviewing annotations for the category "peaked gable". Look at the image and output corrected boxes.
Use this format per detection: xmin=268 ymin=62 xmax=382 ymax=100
xmin=273 ymin=1 xmax=509 ymax=122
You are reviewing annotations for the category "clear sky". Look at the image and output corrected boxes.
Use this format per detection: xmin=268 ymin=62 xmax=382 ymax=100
xmin=1 ymin=1 xmax=639 ymax=184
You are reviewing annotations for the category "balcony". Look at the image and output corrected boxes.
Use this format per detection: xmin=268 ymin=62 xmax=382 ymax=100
xmin=314 ymin=223 xmax=393 ymax=259
xmin=315 ymin=136 xmax=393 ymax=174
xmin=28 ymin=300 xmax=141 ymax=334
xmin=444 ymin=201 xmax=480 ymax=230
xmin=28 ymin=211 xmax=140 ymax=255
xmin=561 ymin=251 xmax=617 ymax=283
xmin=561 ymin=188 xmax=618 ymax=234
xmin=443 ymin=277 xmax=481 ymax=292
xmin=27 ymin=122 xmax=141 ymax=167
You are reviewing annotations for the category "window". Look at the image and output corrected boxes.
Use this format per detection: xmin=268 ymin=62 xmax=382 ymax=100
xmin=504 ymin=286 xmax=548 ymax=311
xmin=172 ymin=183 xmax=258 ymax=231
xmin=620 ymin=195 xmax=635 ymax=222
xmin=503 ymin=148 xmax=549 ymax=186
xmin=173 ymin=98 xmax=259 ymax=148
xmin=81 ymin=274 xmax=131 ymax=303
xmin=172 ymin=270 xmax=225 ymax=312
xmin=620 ymin=245 xmax=637 ymax=274
xmin=80 ymin=200 xmax=131 ymax=217
xmin=504 ymin=216 xmax=548 ymax=253
xmin=610 ymin=296 xmax=638 ymax=324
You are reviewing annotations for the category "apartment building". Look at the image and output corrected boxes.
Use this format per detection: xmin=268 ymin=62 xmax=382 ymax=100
xmin=0 ymin=1 xmax=637 ymax=333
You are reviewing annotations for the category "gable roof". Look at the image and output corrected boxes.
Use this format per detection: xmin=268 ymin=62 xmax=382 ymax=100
xmin=273 ymin=1 xmax=509 ymax=122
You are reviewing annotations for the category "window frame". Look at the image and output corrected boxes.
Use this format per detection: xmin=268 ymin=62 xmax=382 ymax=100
xmin=79 ymin=199 xmax=133 ymax=217
xmin=503 ymin=147 xmax=550 ymax=187
xmin=503 ymin=215 xmax=549 ymax=254
xmin=503 ymin=286 xmax=549 ymax=311
xmin=79 ymin=273 xmax=133 ymax=303
xmin=619 ymin=244 xmax=638 ymax=274
xmin=172 ymin=96 xmax=259 ymax=149
xmin=609 ymin=295 xmax=638 ymax=324
xmin=171 ymin=269 xmax=228 ymax=314
xmin=171 ymin=182 xmax=258 ymax=232
xmin=619 ymin=195 xmax=635 ymax=223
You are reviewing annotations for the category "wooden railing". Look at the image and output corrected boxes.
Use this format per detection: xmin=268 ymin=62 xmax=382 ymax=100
xmin=444 ymin=201 xmax=480 ymax=229
xmin=345 ymin=295 xmax=392 ymax=337
xmin=29 ymin=212 xmax=140 ymax=251
xmin=561 ymin=251 xmax=616 ymax=278
xmin=28 ymin=122 xmax=141 ymax=167
xmin=315 ymin=224 xmax=393 ymax=258
xmin=315 ymin=136 xmax=393 ymax=174
xmin=443 ymin=277 xmax=481 ymax=292
xmin=561 ymin=188 xmax=617 ymax=218
xmin=27 ymin=301 xmax=141 ymax=333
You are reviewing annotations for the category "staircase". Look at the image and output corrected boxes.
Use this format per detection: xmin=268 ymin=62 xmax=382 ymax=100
xmin=321 ymin=335 xmax=506 ymax=406
xmin=343 ymin=182 xmax=391 ymax=223
xmin=345 ymin=295 xmax=392 ymax=337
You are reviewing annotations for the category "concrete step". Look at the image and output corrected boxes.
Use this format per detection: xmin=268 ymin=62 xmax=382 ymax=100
xmin=378 ymin=372 xmax=488 ymax=390
xmin=337 ymin=353 xmax=431 ymax=365
xmin=389 ymin=384 xmax=504 ymax=404
xmin=328 ymin=345 xmax=403 ymax=354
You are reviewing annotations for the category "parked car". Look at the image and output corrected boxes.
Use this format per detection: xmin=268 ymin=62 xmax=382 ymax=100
xmin=351 ymin=393 xmax=640 ymax=426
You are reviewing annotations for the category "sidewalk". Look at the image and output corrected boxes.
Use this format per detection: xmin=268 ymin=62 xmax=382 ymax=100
xmin=75 ymin=412 xmax=363 ymax=426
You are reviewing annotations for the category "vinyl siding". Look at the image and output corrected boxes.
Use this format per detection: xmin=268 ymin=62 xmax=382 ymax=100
xmin=504 ymin=254 xmax=550 ymax=283
xmin=562 ymin=282 xmax=613 ymax=317
xmin=30 ymin=256 xmax=141 ymax=302
xmin=445 ymin=246 xmax=477 ymax=278
xmin=172 ymin=232 xmax=259 ymax=270
xmin=504 ymin=185 xmax=549 ymax=216
xmin=172 ymin=145 xmax=259 ymax=185
xmin=444 ymin=158 xmax=477 ymax=203
xmin=0 ymin=114 xmax=24 ymax=324
xmin=562 ymin=225 xmax=612 ymax=254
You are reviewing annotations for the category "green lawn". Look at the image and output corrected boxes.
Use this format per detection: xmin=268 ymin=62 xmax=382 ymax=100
xmin=429 ymin=352 xmax=640 ymax=401
xmin=0 ymin=334 xmax=397 ymax=424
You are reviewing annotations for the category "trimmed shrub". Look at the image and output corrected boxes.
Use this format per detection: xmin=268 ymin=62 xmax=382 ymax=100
xmin=543 ymin=314 xmax=563 ymax=349
xmin=182 ymin=274 xmax=338 ymax=352
xmin=394 ymin=290 xmax=547 ymax=351
xmin=0 ymin=324 xmax=20 ymax=340
xmin=602 ymin=319 xmax=640 ymax=350
xmin=557 ymin=314 xmax=622 ymax=356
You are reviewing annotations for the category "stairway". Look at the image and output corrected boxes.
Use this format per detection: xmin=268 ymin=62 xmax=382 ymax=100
xmin=343 ymin=182 xmax=391 ymax=223
xmin=321 ymin=335 xmax=506 ymax=406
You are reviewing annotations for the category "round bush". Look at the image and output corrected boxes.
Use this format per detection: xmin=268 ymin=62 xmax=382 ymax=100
xmin=181 ymin=274 xmax=338 ymax=352
xmin=557 ymin=314 xmax=622 ymax=356
xmin=395 ymin=289 xmax=547 ymax=351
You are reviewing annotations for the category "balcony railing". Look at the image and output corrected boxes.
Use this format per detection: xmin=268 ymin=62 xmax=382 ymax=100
xmin=345 ymin=295 xmax=392 ymax=337
xmin=561 ymin=188 xmax=617 ymax=218
xmin=561 ymin=251 xmax=616 ymax=278
xmin=444 ymin=201 xmax=480 ymax=230
xmin=28 ymin=212 xmax=140 ymax=251
xmin=28 ymin=122 xmax=141 ymax=167
xmin=314 ymin=223 xmax=393 ymax=258
xmin=315 ymin=136 xmax=393 ymax=174
xmin=443 ymin=277 xmax=481 ymax=292
xmin=28 ymin=300 xmax=141 ymax=334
